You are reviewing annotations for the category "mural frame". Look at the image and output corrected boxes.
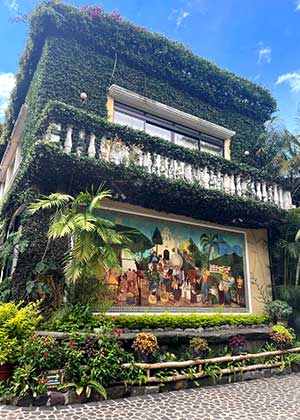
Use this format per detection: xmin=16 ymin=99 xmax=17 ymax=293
xmin=101 ymin=204 xmax=252 ymax=314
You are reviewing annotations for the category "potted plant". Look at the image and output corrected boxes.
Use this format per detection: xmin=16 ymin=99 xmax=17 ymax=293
xmin=269 ymin=325 xmax=295 ymax=349
xmin=267 ymin=300 xmax=292 ymax=326
xmin=0 ymin=330 xmax=18 ymax=381
xmin=228 ymin=335 xmax=248 ymax=355
xmin=132 ymin=333 xmax=159 ymax=362
xmin=189 ymin=337 xmax=210 ymax=358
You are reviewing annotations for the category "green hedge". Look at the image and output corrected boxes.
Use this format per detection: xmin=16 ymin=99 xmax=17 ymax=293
xmin=43 ymin=313 xmax=269 ymax=332
xmin=2 ymin=1 xmax=276 ymax=167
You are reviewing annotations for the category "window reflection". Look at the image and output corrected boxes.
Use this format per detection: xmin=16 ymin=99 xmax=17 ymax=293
xmin=145 ymin=122 xmax=172 ymax=141
xmin=174 ymin=133 xmax=199 ymax=150
xmin=200 ymin=141 xmax=223 ymax=156
xmin=114 ymin=111 xmax=144 ymax=131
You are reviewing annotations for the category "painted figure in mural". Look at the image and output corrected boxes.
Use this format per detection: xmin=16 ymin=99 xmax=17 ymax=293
xmin=190 ymin=278 xmax=198 ymax=303
xmin=223 ymin=273 xmax=234 ymax=305
xmin=201 ymin=269 xmax=210 ymax=304
xmin=237 ymin=275 xmax=245 ymax=306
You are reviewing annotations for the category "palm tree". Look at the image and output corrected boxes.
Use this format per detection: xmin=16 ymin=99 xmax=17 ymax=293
xmin=28 ymin=187 xmax=128 ymax=285
xmin=256 ymin=118 xmax=300 ymax=204
xmin=199 ymin=233 xmax=219 ymax=268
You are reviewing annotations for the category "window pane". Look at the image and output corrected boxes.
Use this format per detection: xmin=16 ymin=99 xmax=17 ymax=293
xmin=114 ymin=110 xmax=144 ymax=131
xmin=174 ymin=133 xmax=199 ymax=150
xmin=145 ymin=122 xmax=172 ymax=141
xmin=200 ymin=140 xmax=223 ymax=156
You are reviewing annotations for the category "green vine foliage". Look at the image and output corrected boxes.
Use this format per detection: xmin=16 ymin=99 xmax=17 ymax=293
xmin=36 ymin=100 xmax=288 ymax=187
xmin=1 ymin=142 xmax=286 ymax=231
xmin=2 ymin=1 xmax=276 ymax=167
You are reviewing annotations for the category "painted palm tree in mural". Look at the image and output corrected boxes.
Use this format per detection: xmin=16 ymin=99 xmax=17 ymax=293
xmin=200 ymin=233 xmax=219 ymax=268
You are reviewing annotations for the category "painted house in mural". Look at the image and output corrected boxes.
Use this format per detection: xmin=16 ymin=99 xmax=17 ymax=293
xmin=0 ymin=2 xmax=292 ymax=314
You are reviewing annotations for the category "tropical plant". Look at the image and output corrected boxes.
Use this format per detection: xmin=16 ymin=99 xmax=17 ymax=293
xmin=0 ymin=230 xmax=28 ymax=275
xmin=28 ymin=187 xmax=129 ymax=287
xmin=266 ymin=300 xmax=292 ymax=323
xmin=58 ymin=372 xmax=107 ymax=400
xmin=228 ymin=335 xmax=248 ymax=355
xmin=199 ymin=233 xmax=219 ymax=267
xmin=269 ymin=325 xmax=295 ymax=349
xmin=132 ymin=333 xmax=159 ymax=355
xmin=189 ymin=337 xmax=210 ymax=357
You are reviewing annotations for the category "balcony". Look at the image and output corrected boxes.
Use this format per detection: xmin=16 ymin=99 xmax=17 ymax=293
xmin=41 ymin=102 xmax=292 ymax=212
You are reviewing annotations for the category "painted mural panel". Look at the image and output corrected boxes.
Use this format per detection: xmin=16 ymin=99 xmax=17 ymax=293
xmin=100 ymin=210 xmax=248 ymax=310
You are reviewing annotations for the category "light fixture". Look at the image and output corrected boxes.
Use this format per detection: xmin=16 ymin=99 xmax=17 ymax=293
xmin=80 ymin=92 xmax=88 ymax=103
xmin=244 ymin=150 xmax=250 ymax=156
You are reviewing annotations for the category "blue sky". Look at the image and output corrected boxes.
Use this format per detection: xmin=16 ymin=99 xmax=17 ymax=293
xmin=1 ymin=0 xmax=300 ymax=132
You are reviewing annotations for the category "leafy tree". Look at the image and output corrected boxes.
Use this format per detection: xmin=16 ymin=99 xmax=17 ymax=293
xmin=28 ymin=188 xmax=128 ymax=285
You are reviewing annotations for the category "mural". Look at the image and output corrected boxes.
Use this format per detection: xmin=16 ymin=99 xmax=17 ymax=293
xmin=100 ymin=210 xmax=248 ymax=309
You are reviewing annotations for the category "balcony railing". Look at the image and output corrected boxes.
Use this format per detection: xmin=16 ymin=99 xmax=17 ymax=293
xmin=45 ymin=119 xmax=293 ymax=211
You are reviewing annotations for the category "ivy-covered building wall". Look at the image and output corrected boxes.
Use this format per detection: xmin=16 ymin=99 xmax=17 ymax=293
xmin=0 ymin=1 xmax=280 ymax=312
xmin=2 ymin=1 xmax=276 ymax=166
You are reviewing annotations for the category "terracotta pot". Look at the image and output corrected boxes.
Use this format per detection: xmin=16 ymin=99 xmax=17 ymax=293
xmin=0 ymin=364 xmax=12 ymax=382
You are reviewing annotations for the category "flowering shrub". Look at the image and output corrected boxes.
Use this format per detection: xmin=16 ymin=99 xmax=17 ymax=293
xmin=269 ymin=325 xmax=295 ymax=349
xmin=81 ymin=6 xmax=104 ymax=17
xmin=132 ymin=333 xmax=159 ymax=355
xmin=21 ymin=334 xmax=65 ymax=371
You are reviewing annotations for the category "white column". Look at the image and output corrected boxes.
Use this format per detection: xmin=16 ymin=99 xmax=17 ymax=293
xmin=77 ymin=129 xmax=85 ymax=156
xmin=278 ymin=187 xmax=284 ymax=209
xmin=65 ymin=125 xmax=73 ymax=153
xmin=202 ymin=167 xmax=209 ymax=188
xmin=236 ymin=175 xmax=242 ymax=196
xmin=256 ymin=182 xmax=262 ymax=201
xmin=273 ymin=185 xmax=279 ymax=206
xmin=88 ymin=133 xmax=96 ymax=158
xmin=261 ymin=182 xmax=267 ymax=201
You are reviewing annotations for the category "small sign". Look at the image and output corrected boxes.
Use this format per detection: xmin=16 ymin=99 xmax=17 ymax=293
xmin=45 ymin=369 xmax=64 ymax=389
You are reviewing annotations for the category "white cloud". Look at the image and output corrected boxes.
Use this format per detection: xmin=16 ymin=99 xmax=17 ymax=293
xmin=5 ymin=0 xmax=19 ymax=12
xmin=276 ymin=72 xmax=300 ymax=92
xmin=0 ymin=73 xmax=15 ymax=120
xmin=176 ymin=11 xmax=190 ymax=27
xmin=296 ymin=1 xmax=300 ymax=11
xmin=169 ymin=9 xmax=190 ymax=27
xmin=258 ymin=46 xmax=272 ymax=64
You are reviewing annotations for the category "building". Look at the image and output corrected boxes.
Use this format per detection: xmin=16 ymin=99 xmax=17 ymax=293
xmin=0 ymin=1 xmax=292 ymax=314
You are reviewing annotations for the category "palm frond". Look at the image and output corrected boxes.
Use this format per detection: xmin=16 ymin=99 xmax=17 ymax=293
xmin=28 ymin=193 xmax=74 ymax=215
xmin=89 ymin=190 xmax=112 ymax=213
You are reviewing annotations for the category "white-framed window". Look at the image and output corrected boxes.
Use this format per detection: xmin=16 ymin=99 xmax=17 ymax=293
xmin=113 ymin=102 xmax=224 ymax=157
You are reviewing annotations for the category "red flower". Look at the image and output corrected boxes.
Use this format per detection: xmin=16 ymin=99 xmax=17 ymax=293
xmin=68 ymin=339 xmax=76 ymax=347
xmin=111 ymin=316 xmax=116 ymax=322
xmin=44 ymin=351 xmax=49 ymax=360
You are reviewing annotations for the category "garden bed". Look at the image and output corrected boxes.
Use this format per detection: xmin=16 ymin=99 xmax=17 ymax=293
xmin=5 ymin=346 xmax=299 ymax=407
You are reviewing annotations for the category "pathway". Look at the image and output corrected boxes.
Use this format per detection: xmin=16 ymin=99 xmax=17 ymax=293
xmin=1 ymin=373 xmax=300 ymax=419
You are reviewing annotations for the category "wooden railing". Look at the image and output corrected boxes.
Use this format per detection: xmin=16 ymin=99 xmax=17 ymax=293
xmin=122 ymin=346 xmax=300 ymax=384
xmin=45 ymin=122 xmax=293 ymax=211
